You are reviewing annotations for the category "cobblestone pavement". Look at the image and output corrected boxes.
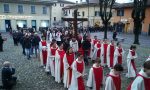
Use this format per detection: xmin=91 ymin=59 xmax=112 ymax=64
xmin=0 ymin=32 xmax=150 ymax=90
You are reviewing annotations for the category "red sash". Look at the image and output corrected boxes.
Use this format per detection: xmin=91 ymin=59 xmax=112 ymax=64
xmin=110 ymin=45 xmax=115 ymax=67
xmin=93 ymin=67 xmax=103 ymax=90
xmin=66 ymin=53 xmax=75 ymax=85
xmin=41 ymin=41 xmax=47 ymax=65
xmin=51 ymin=48 xmax=57 ymax=56
xmin=103 ymin=44 xmax=108 ymax=63
xmin=108 ymin=74 xmax=121 ymax=90
xmin=118 ymin=48 xmax=122 ymax=64
xmin=93 ymin=40 xmax=98 ymax=45
xmin=97 ymin=43 xmax=101 ymax=57
xmin=76 ymin=61 xmax=85 ymax=90
xmin=58 ymin=50 xmax=65 ymax=79
xmin=131 ymin=50 xmax=136 ymax=71
xmin=127 ymin=74 xmax=150 ymax=90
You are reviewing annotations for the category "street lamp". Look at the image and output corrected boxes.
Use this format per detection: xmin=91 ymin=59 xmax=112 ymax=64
xmin=86 ymin=0 xmax=90 ymax=32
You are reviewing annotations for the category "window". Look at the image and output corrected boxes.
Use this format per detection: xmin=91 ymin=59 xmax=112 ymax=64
xmin=18 ymin=5 xmax=23 ymax=13
xmin=64 ymin=10 xmax=68 ymax=16
xmin=60 ymin=3 xmax=64 ymax=7
xmin=69 ymin=10 xmax=70 ymax=14
xmin=54 ymin=17 xmax=56 ymax=21
xmin=31 ymin=6 xmax=36 ymax=14
xmin=77 ymin=12 xmax=80 ymax=16
xmin=43 ymin=7 xmax=47 ymax=14
xmin=117 ymin=9 xmax=124 ymax=16
xmin=95 ymin=11 xmax=99 ymax=16
xmin=82 ymin=11 xmax=85 ymax=17
xmin=4 ymin=4 xmax=9 ymax=13
xmin=54 ymin=3 xmax=57 ymax=6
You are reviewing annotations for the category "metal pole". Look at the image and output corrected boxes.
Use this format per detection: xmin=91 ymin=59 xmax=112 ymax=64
xmin=88 ymin=1 xmax=90 ymax=32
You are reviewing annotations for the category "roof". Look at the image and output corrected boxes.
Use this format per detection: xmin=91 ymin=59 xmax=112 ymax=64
xmin=113 ymin=1 xmax=150 ymax=9
xmin=0 ymin=0 xmax=54 ymax=5
xmin=56 ymin=0 xmax=75 ymax=4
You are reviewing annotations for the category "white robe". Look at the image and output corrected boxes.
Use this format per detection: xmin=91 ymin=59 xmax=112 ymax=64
xmin=70 ymin=40 xmax=79 ymax=52
xmin=54 ymin=49 xmax=63 ymax=83
xmin=63 ymin=54 xmax=75 ymax=88
xmin=68 ymin=59 xmax=85 ymax=90
xmin=87 ymin=64 xmax=104 ymax=90
xmin=39 ymin=41 xmax=47 ymax=66
xmin=91 ymin=43 xmax=101 ymax=60
xmin=130 ymin=69 xmax=150 ymax=90
xmin=45 ymin=44 xmax=57 ymax=77
xmin=49 ymin=32 xmax=55 ymax=42
xmin=56 ymin=32 xmax=62 ymax=41
xmin=107 ymin=44 xmax=115 ymax=68
xmin=105 ymin=69 xmax=119 ymax=90
xmin=113 ymin=47 xmax=124 ymax=66
xmin=126 ymin=50 xmax=137 ymax=78
xmin=90 ymin=39 xmax=97 ymax=58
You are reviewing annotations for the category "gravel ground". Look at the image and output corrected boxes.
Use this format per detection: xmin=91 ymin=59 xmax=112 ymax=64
xmin=0 ymin=33 xmax=150 ymax=90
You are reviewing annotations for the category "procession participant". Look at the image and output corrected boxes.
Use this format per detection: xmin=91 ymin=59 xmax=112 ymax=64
xmin=55 ymin=43 xmax=65 ymax=83
xmin=63 ymin=47 xmax=75 ymax=88
xmin=56 ymin=30 xmax=62 ymax=46
xmin=100 ymin=39 xmax=109 ymax=66
xmin=91 ymin=39 xmax=101 ymax=62
xmin=70 ymin=37 xmax=78 ymax=54
xmin=126 ymin=45 xmax=137 ymax=78
xmin=45 ymin=41 xmax=57 ymax=76
xmin=105 ymin=64 xmax=124 ymax=90
xmin=107 ymin=40 xmax=115 ymax=68
xmin=114 ymin=42 xmax=124 ymax=66
xmin=69 ymin=53 xmax=85 ymax=90
xmin=39 ymin=36 xmax=47 ymax=67
xmin=87 ymin=58 xmax=104 ymax=90
xmin=127 ymin=60 xmax=150 ymax=90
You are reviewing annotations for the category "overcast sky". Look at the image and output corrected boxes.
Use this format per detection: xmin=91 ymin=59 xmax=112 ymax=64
xmin=67 ymin=0 xmax=133 ymax=3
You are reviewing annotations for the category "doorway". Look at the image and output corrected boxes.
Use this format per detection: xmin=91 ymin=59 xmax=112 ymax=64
xmin=31 ymin=20 xmax=36 ymax=31
xmin=5 ymin=20 xmax=11 ymax=32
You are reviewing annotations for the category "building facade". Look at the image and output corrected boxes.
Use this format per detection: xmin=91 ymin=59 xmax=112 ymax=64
xmin=0 ymin=0 xmax=53 ymax=32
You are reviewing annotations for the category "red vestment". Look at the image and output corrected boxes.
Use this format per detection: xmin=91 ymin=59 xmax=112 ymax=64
xmin=58 ymin=50 xmax=65 ymax=79
xmin=41 ymin=41 xmax=47 ymax=65
xmin=110 ymin=45 xmax=115 ymax=67
xmin=93 ymin=66 xmax=103 ymax=90
xmin=108 ymin=74 xmax=121 ymax=90
xmin=66 ymin=53 xmax=75 ymax=85
xmin=76 ymin=61 xmax=85 ymax=90
xmin=103 ymin=44 xmax=108 ymax=63
xmin=118 ymin=48 xmax=122 ymax=64
xmin=96 ymin=43 xmax=101 ymax=57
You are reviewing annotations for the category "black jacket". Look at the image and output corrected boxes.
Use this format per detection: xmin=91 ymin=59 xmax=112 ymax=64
xmin=82 ymin=40 xmax=91 ymax=50
xmin=2 ymin=67 xmax=15 ymax=81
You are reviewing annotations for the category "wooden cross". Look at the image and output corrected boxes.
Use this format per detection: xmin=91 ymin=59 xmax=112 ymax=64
xmin=62 ymin=9 xmax=88 ymax=38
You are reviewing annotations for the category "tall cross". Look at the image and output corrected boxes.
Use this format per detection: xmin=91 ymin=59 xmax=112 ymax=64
xmin=62 ymin=9 xmax=88 ymax=38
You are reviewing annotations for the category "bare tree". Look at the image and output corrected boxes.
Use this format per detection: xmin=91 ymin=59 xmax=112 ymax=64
xmin=132 ymin=0 xmax=147 ymax=44
xmin=99 ymin=0 xmax=115 ymax=39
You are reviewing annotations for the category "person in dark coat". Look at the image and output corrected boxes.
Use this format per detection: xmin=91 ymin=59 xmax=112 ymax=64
xmin=1 ymin=61 xmax=17 ymax=89
xmin=82 ymin=36 xmax=91 ymax=65
xmin=113 ymin=30 xmax=117 ymax=41
xmin=24 ymin=35 xmax=32 ymax=59
xmin=0 ymin=33 xmax=4 ymax=52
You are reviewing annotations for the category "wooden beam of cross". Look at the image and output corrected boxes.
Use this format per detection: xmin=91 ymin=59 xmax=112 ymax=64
xmin=62 ymin=9 xmax=88 ymax=38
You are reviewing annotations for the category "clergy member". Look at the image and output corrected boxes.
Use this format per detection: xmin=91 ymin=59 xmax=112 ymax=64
xmin=105 ymin=64 xmax=124 ymax=90
xmin=114 ymin=42 xmax=124 ymax=66
xmin=55 ymin=43 xmax=65 ymax=83
xmin=45 ymin=41 xmax=58 ymax=76
xmin=39 ymin=36 xmax=47 ymax=67
xmin=100 ymin=39 xmax=109 ymax=66
xmin=69 ymin=53 xmax=85 ymax=90
xmin=127 ymin=60 xmax=150 ymax=90
xmin=87 ymin=58 xmax=104 ymax=90
xmin=63 ymin=47 xmax=75 ymax=88
xmin=90 ymin=36 xmax=98 ymax=58
xmin=107 ymin=40 xmax=115 ymax=68
xmin=70 ymin=37 xmax=79 ymax=54
xmin=126 ymin=45 xmax=137 ymax=78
